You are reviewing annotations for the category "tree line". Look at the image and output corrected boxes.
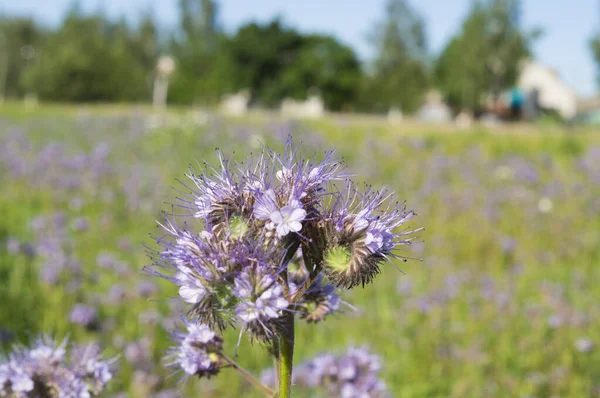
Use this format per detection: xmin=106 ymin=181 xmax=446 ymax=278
xmin=0 ymin=0 xmax=592 ymax=114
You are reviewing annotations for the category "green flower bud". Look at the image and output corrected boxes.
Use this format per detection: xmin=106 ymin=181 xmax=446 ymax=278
xmin=228 ymin=216 xmax=249 ymax=239
xmin=324 ymin=245 xmax=352 ymax=272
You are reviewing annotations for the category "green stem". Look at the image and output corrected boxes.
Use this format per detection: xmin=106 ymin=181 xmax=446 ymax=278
xmin=278 ymin=311 xmax=295 ymax=398
xmin=221 ymin=354 xmax=275 ymax=397
xmin=272 ymin=337 xmax=281 ymax=386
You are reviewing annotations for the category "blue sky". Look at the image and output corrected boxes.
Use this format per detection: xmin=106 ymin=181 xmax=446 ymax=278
xmin=2 ymin=0 xmax=598 ymax=97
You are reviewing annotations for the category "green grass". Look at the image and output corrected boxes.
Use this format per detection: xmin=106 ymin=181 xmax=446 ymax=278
xmin=1 ymin=104 xmax=599 ymax=397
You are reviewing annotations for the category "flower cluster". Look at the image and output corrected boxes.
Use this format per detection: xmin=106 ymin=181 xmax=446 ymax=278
xmin=0 ymin=336 xmax=114 ymax=397
xmin=166 ymin=319 xmax=223 ymax=379
xmin=261 ymin=346 xmax=388 ymax=398
xmin=147 ymin=138 xmax=418 ymax=353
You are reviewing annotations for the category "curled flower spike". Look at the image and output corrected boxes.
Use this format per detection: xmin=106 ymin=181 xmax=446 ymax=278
xmin=304 ymin=184 xmax=420 ymax=288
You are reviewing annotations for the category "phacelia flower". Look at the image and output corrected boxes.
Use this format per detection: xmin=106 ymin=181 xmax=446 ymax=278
xmin=0 ymin=335 xmax=115 ymax=397
xmin=136 ymin=280 xmax=159 ymax=298
xmin=305 ymin=184 xmax=420 ymax=288
xmin=147 ymin=137 xmax=418 ymax=350
xmin=69 ymin=303 xmax=99 ymax=329
xmin=148 ymin=217 xmax=289 ymax=335
xmin=166 ymin=319 xmax=223 ymax=379
xmin=261 ymin=346 xmax=388 ymax=397
xmin=0 ymin=360 xmax=34 ymax=394
xmin=253 ymin=189 xmax=307 ymax=238
xmin=234 ymin=271 xmax=289 ymax=338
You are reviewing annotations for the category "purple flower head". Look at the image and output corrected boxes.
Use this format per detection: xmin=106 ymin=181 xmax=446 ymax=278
xmin=69 ymin=304 xmax=99 ymax=329
xmin=136 ymin=280 xmax=159 ymax=298
xmin=0 ymin=360 xmax=34 ymax=394
xmin=0 ymin=336 xmax=114 ymax=397
xmin=148 ymin=216 xmax=293 ymax=337
xmin=250 ymin=139 xmax=347 ymax=241
xmin=39 ymin=260 xmax=63 ymax=285
xmin=233 ymin=270 xmax=289 ymax=338
xmin=6 ymin=237 xmax=21 ymax=255
xmin=147 ymin=137 xmax=419 ymax=369
xmin=254 ymin=189 xmax=307 ymax=238
xmin=106 ymin=284 xmax=127 ymax=304
xmin=307 ymin=184 xmax=420 ymax=288
xmin=96 ymin=251 xmax=119 ymax=270
xmin=182 ymin=149 xmax=271 ymax=238
xmin=70 ymin=342 xmax=115 ymax=394
xmin=262 ymin=346 xmax=387 ymax=397
xmin=125 ymin=338 xmax=152 ymax=368
xmin=28 ymin=336 xmax=68 ymax=366
xmin=271 ymin=138 xmax=348 ymax=202
xmin=176 ymin=270 xmax=208 ymax=304
xmin=178 ymin=138 xmax=345 ymax=242
xmin=71 ymin=216 xmax=89 ymax=232
xmin=575 ymin=337 xmax=594 ymax=353
xmin=166 ymin=319 xmax=223 ymax=380
xmin=187 ymin=153 xmax=240 ymax=220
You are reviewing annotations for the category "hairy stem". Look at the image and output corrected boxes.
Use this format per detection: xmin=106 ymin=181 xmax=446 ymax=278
xmin=221 ymin=354 xmax=275 ymax=396
xmin=278 ymin=311 xmax=295 ymax=398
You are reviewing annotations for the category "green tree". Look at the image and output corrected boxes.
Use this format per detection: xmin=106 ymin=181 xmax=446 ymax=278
xmin=365 ymin=0 xmax=430 ymax=113
xmin=0 ymin=17 xmax=42 ymax=99
xmin=223 ymin=20 xmax=362 ymax=110
xmin=130 ymin=13 xmax=161 ymax=99
xmin=223 ymin=20 xmax=304 ymax=107
xmin=279 ymin=34 xmax=362 ymax=111
xmin=22 ymin=8 xmax=152 ymax=102
xmin=435 ymin=0 xmax=537 ymax=113
xmin=169 ymin=0 xmax=227 ymax=104
xmin=179 ymin=0 xmax=219 ymax=49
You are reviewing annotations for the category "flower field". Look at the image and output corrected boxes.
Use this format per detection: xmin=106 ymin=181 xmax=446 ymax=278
xmin=1 ymin=104 xmax=599 ymax=397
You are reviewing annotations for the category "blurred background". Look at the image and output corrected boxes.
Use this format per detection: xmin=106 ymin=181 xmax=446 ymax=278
xmin=1 ymin=0 xmax=600 ymax=397
xmin=1 ymin=0 xmax=599 ymax=120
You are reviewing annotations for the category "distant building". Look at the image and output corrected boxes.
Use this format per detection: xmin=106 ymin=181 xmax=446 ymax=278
xmin=518 ymin=60 xmax=578 ymax=119
xmin=220 ymin=90 xmax=250 ymax=116
xmin=280 ymin=95 xmax=325 ymax=119
xmin=416 ymin=91 xmax=452 ymax=123
xmin=387 ymin=107 xmax=403 ymax=123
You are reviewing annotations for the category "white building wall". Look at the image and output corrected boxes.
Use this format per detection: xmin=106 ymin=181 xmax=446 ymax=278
xmin=518 ymin=61 xmax=578 ymax=119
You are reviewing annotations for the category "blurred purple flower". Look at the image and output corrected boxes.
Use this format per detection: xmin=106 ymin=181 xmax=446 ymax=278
xmin=69 ymin=304 xmax=98 ymax=329
xmin=71 ymin=216 xmax=89 ymax=232
xmin=5 ymin=237 xmax=21 ymax=255
xmin=262 ymin=346 xmax=387 ymax=397
xmin=0 ymin=335 xmax=114 ymax=396
xmin=575 ymin=338 xmax=594 ymax=353
xmin=136 ymin=280 xmax=159 ymax=298
xmin=107 ymin=284 xmax=127 ymax=304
